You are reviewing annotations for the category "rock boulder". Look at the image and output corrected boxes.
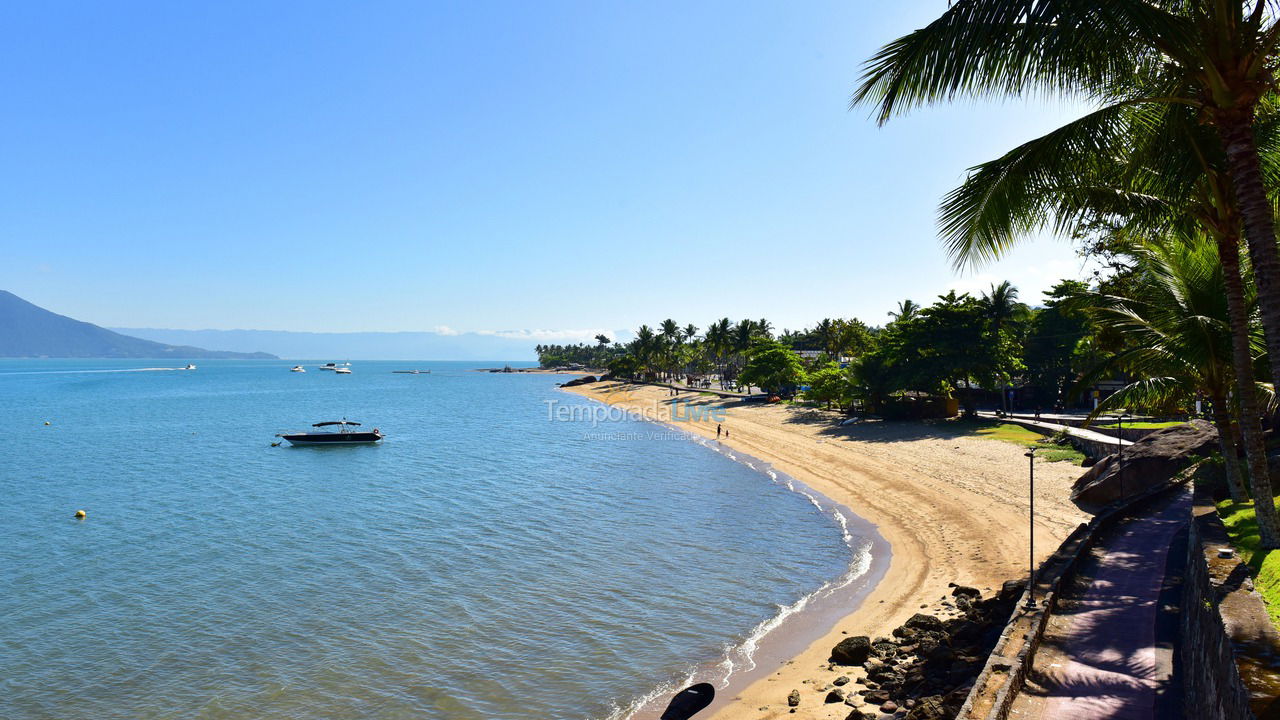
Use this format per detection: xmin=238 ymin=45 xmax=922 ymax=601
xmin=1071 ymin=419 xmax=1216 ymax=509
xmin=830 ymin=635 xmax=872 ymax=665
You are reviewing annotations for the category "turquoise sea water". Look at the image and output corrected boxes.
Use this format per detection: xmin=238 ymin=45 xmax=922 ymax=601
xmin=0 ymin=360 xmax=865 ymax=720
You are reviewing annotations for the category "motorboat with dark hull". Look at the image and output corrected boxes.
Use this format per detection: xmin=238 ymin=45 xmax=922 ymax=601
xmin=277 ymin=420 xmax=383 ymax=446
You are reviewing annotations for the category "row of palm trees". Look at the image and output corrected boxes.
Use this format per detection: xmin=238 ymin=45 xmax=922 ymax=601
xmin=855 ymin=0 xmax=1280 ymax=545
xmin=627 ymin=318 xmax=773 ymax=387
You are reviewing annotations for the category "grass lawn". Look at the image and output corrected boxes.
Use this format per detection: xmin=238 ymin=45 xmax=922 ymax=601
xmin=959 ymin=421 xmax=1087 ymax=465
xmin=1093 ymin=420 xmax=1186 ymax=430
xmin=1217 ymin=498 xmax=1280 ymax=627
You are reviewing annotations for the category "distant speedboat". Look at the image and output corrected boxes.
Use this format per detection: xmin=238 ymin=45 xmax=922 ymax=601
xmin=277 ymin=420 xmax=383 ymax=446
xmin=184 ymin=364 xmax=196 ymax=370
xmin=291 ymin=365 xmax=306 ymax=373
xmin=319 ymin=363 xmax=337 ymax=371
xmin=335 ymin=367 xmax=352 ymax=374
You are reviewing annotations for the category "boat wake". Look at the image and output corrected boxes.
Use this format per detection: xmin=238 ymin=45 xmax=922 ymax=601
xmin=0 ymin=366 xmax=195 ymax=376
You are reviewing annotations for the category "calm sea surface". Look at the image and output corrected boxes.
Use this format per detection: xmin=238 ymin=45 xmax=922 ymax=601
xmin=0 ymin=360 xmax=862 ymax=720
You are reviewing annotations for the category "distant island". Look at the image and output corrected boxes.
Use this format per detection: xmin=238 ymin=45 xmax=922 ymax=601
xmin=0 ymin=290 xmax=277 ymax=359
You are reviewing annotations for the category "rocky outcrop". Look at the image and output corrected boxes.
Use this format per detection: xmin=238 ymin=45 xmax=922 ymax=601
xmin=1071 ymin=420 xmax=1215 ymax=509
xmin=827 ymin=588 xmax=1020 ymax=720
xmin=560 ymin=375 xmax=598 ymax=388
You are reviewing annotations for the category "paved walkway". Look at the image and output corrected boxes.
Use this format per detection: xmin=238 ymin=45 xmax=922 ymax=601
xmin=1011 ymin=486 xmax=1191 ymax=719
xmin=977 ymin=410 xmax=1131 ymax=448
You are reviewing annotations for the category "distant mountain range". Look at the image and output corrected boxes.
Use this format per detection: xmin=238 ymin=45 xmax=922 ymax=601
xmin=111 ymin=327 xmax=543 ymax=361
xmin=0 ymin=291 xmax=276 ymax=359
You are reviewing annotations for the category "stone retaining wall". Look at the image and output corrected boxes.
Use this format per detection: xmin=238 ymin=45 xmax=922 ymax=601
xmin=1181 ymin=488 xmax=1279 ymax=720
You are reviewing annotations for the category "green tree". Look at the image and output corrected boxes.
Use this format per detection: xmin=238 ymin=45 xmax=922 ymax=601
xmin=1070 ymin=236 xmax=1274 ymax=525
xmin=1023 ymin=281 xmax=1090 ymax=409
xmin=927 ymin=82 xmax=1280 ymax=540
xmin=740 ymin=339 xmax=807 ymax=396
xmin=853 ymin=0 xmax=1280 ymax=463
xmin=806 ymin=362 xmax=852 ymax=410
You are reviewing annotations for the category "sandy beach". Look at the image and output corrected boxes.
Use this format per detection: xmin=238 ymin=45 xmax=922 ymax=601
xmin=565 ymin=381 xmax=1089 ymax=720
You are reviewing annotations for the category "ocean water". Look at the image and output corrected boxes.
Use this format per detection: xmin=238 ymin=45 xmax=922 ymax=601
xmin=0 ymin=360 xmax=867 ymax=720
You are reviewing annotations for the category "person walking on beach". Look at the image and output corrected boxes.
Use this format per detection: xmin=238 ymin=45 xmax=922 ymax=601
xmin=716 ymin=424 xmax=722 ymax=439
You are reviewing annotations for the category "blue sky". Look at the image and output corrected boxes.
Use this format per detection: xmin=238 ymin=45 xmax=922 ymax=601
xmin=0 ymin=1 xmax=1092 ymax=342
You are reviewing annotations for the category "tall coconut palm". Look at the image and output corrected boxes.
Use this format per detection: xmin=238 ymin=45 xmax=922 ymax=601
xmin=633 ymin=325 xmax=657 ymax=379
xmin=1072 ymin=236 xmax=1279 ymax=544
xmin=936 ymin=93 xmax=1280 ymax=535
xmin=706 ymin=318 xmax=733 ymax=388
xmin=658 ymin=319 xmax=680 ymax=379
xmin=854 ymin=0 xmax=1280 ymax=436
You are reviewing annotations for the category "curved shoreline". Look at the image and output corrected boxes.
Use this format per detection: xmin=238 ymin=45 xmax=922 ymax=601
xmin=566 ymin=381 xmax=1090 ymax=720
xmin=592 ymin=409 xmax=893 ymax=720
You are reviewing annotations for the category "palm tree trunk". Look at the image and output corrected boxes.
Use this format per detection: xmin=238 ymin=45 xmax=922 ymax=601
xmin=1218 ymin=117 xmax=1280 ymax=548
xmin=1217 ymin=232 xmax=1269 ymax=504
xmin=1210 ymin=391 xmax=1248 ymax=503
xmin=1219 ymin=115 xmax=1280 ymax=388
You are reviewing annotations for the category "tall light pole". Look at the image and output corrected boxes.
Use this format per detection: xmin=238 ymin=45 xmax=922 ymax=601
xmin=1025 ymin=447 xmax=1037 ymax=610
xmin=1109 ymin=412 xmax=1130 ymax=502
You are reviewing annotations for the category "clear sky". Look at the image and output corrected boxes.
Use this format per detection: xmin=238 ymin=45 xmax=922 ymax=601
xmin=0 ymin=1 xmax=1092 ymax=341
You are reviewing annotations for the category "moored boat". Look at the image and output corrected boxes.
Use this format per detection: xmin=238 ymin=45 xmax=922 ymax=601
xmin=319 ymin=363 xmax=337 ymax=371
xmin=291 ymin=365 xmax=306 ymax=372
xmin=277 ymin=420 xmax=383 ymax=446
xmin=335 ymin=366 xmax=352 ymax=374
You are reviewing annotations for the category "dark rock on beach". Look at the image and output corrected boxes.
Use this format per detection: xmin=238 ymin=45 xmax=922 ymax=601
xmin=827 ymin=585 xmax=1021 ymax=720
xmin=829 ymin=635 xmax=871 ymax=665
xmin=559 ymin=375 xmax=598 ymax=388
xmin=787 ymin=689 xmax=801 ymax=707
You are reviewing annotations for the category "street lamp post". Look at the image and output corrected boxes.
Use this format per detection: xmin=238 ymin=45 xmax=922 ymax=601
xmin=1025 ymin=447 xmax=1037 ymax=610
xmin=1110 ymin=412 xmax=1130 ymax=502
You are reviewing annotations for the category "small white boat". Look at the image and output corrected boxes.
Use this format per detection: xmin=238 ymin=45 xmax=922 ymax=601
xmin=319 ymin=363 xmax=337 ymax=371
xmin=335 ymin=367 xmax=352 ymax=374
xmin=184 ymin=364 xmax=196 ymax=371
xmin=291 ymin=365 xmax=306 ymax=373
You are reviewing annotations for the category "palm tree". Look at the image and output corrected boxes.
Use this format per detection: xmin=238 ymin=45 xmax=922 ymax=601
xmin=889 ymin=299 xmax=919 ymax=323
xmin=634 ymin=325 xmax=657 ymax=379
xmin=659 ymin=319 xmax=680 ymax=379
xmin=979 ymin=281 xmax=1030 ymax=335
xmin=1072 ymin=236 xmax=1279 ymax=544
xmin=706 ymin=318 xmax=733 ymax=388
xmin=854 ymin=0 xmax=1280 ymax=441
xmin=935 ymin=92 xmax=1280 ymax=535
xmin=814 ymin=318 xmax=838 ymax=357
